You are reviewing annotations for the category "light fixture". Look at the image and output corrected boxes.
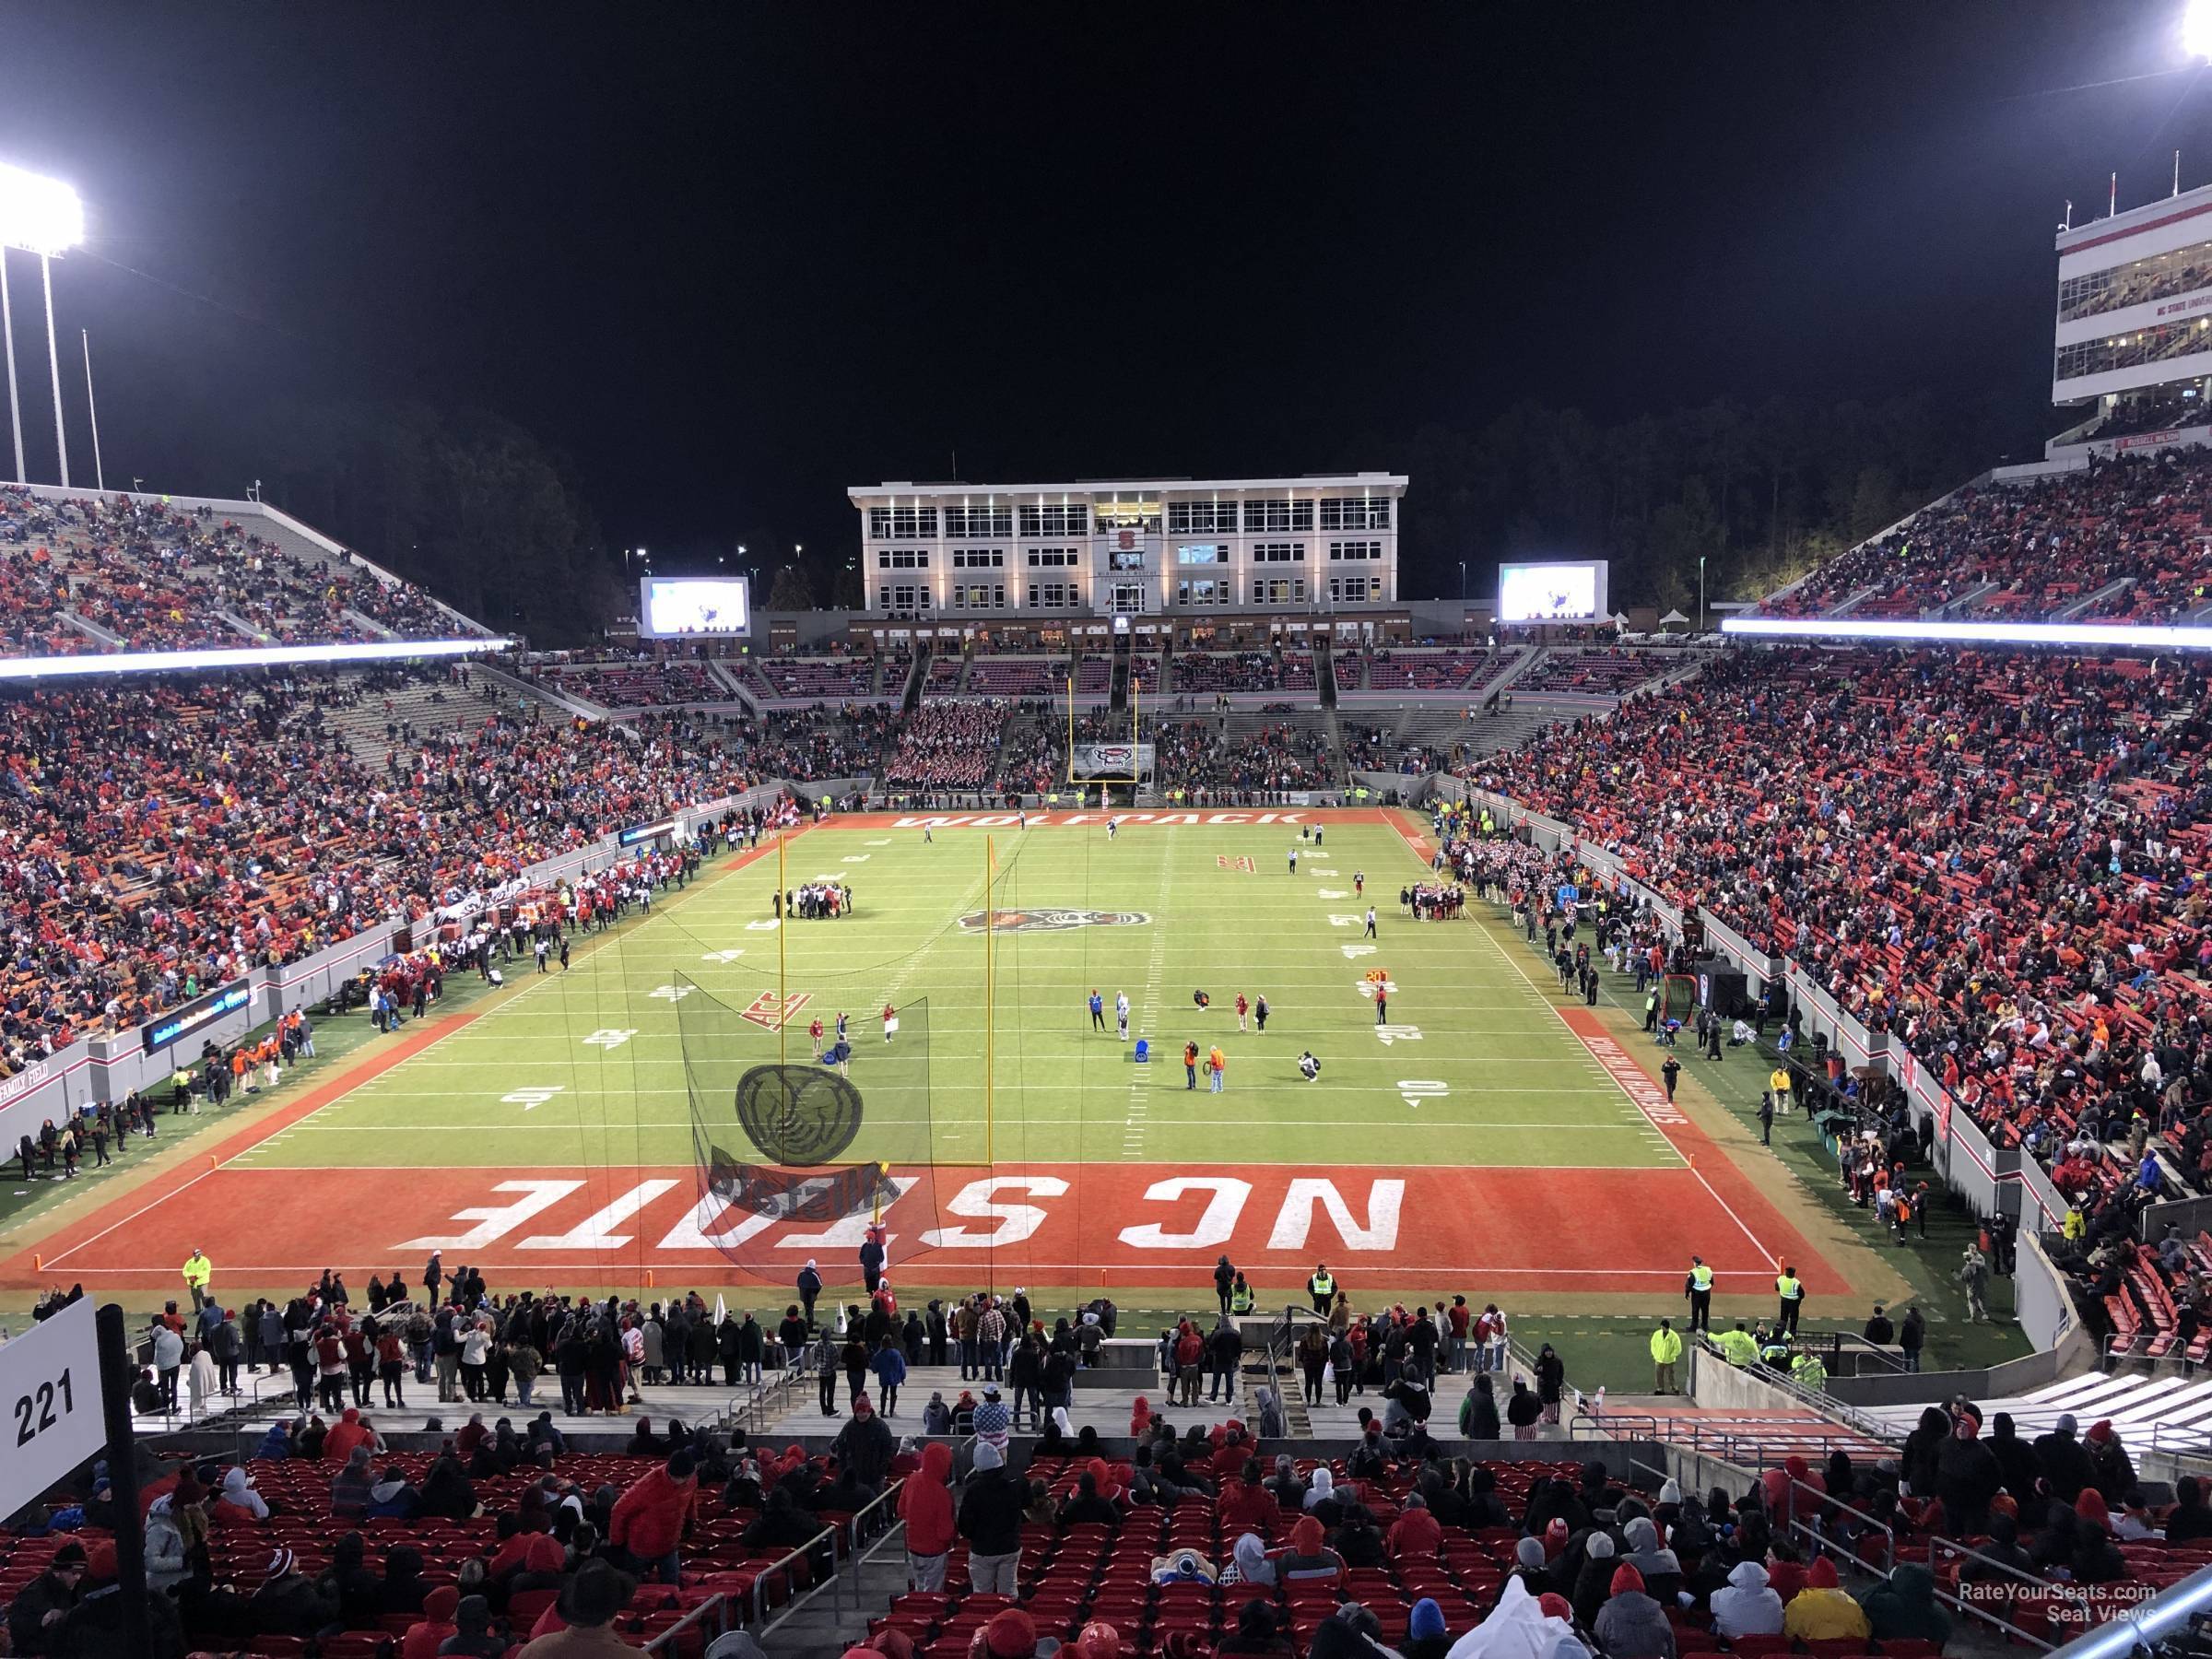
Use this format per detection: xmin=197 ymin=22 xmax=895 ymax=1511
xmin=0 ymin=163 xmax=83 ymax=256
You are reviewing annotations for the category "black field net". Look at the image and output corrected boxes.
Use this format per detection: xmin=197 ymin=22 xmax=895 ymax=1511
xmin=677 ymin=972 xmax=965 ymax=1277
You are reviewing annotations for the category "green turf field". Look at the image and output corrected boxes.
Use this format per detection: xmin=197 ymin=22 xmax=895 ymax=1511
xmin=222 ymin=818 xmax=1676 ymax=1177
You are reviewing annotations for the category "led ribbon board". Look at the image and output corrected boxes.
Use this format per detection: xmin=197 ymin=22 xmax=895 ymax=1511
xmin=141 ymin=979 xmax=253 ymax=1054
xmin=1723 ymin=616 xmax=2212 ymax=650
xmin=0 ymin=638 xmax=511 ymax=680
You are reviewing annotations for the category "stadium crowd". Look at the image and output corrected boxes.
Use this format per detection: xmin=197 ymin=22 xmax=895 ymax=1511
xmin=0 ymin=683 xmax=768 ymax=1068
xmin=1468 ymin=646 xmax=2212 ymax=1214
xmin=1154 ymin=720 xmax=1335 ymax=802
xmin=1757 ymin=448 xmax=2212 ymax=622
xmin=882 ymin=700 xmax=1019 ymax=792
xmin=0 ymin=488 xmax=465 ymax=653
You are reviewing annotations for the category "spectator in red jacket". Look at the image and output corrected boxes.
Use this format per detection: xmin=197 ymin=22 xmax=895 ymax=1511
xmin=323 ymin=1406 xmax=370 ymax=1465
xmin=399 ymin=1584 xmax=461 ymax=1659
xmin=899 ymin=1441 xmax=957 ymax=1591
xmin=1386 ymin=1491 xmax=1444 ymax=1559
xmin=1220 ymin=1460 xmax=1277 ymax=1534
xmin=608 ymin=1449 xmax=699 ymax=1584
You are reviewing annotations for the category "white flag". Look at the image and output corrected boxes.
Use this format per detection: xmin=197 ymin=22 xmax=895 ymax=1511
xmin=713 ymin=1293 xmax=727 ymax=1327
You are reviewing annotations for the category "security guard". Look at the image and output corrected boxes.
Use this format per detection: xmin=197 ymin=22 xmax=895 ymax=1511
xmin=1769 ymin=1064 xmax=1793 ymax=1116
xmin=1714 ymin=1322 xmax=1761 ymax=1367
xmin=1307 ymin=1263 xmax=1335 ymax=1315
xmin=1230 ymin=1274 xmax=1255 ymax=1317
xmin=1650 ymin=1318 xmax=1684 ymax=1394
xmin=181 ymin=1247 xmax=214 ymax=1312
xmin=1791 ymin=1348 xmax=1829 ymax=1393
xmin=1685 ymin=1256 xmax=1714 ymax=1332
xmin=1775 ymin=1264 xmax=1805 ymax=1335
xmin=1757 ymin=1324 xmax=1792 ymax=1368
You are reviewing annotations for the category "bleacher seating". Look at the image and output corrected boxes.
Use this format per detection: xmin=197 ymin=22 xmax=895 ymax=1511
xmin=1754 ymin=447 xmax=2212 ymax=622
xmin=1515 ymin=651 xmax=1665 ymax=699
xmin=745 ymin=656 xmax=878 ymax=702
xmin=970 ymin=657 xmax=1066 ymax=698
xmin=542 ymin=660 xmax=722 ymax=708
xmin=1362 ymin=650 xmax=1487 ymax=694
xmin=1155 ymin=718 xmax=1333 ymax=796
xmin=1171 ymin=652 xmax=1293 ymax=696
xmin=0 ymin=1449 xmax=850 ymax=1657
xmin=0 ymin=681 xmax=759 ymax=1069
xmin=1470 ymin=646 xmax=2212 ymax=1208
xmin=0 ymin=488 xmax=472 ymax=653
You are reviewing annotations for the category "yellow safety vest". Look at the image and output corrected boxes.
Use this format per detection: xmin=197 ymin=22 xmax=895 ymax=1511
xmin=182 ymin=1254 xmax=211 ymax=1288
xmin=1311 ymin=1272 xmax=1335 ymax=1298
xmin=1650 ymin=1327 xmax=1683 ymax=1364
xmin=1689 ymin=1265 xmax=1713 ymax=1292
xmin=1778 ymin=1275 xmax=1803 ymax=1302
xmin=1231 ymin=1287 xmax=1254 ymax=1314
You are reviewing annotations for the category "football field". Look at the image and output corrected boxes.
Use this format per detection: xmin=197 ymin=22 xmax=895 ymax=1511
xmin=2 ymin=809 xmax=1847 ymax=1301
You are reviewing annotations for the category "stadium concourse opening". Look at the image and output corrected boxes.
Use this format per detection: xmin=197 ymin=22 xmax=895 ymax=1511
xmin=0 ymin=808 xmax=1849 ymax=1301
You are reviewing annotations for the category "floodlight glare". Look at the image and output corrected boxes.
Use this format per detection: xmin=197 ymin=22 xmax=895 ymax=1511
xmin=2188 ymin=0 xmax=2212 ymax=60
xmin=0 ymin=163 xmax=84 ymax=256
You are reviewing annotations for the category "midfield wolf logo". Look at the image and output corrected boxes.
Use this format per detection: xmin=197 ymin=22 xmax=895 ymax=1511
xmin=958 ymin=908 xmax=1153 ymax=933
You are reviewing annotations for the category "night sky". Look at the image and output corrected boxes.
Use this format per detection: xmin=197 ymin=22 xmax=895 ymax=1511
xmin=6 ymin=3 xmax=2212 ymax=582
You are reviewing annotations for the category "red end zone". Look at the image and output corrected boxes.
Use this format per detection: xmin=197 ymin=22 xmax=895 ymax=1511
xmin=1 ymin=1157 xmax=1842 ymax=1296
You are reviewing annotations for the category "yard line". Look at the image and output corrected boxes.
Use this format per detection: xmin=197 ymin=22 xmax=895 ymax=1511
xmin=271 ymin=1116 xmax=1661 ymax=1133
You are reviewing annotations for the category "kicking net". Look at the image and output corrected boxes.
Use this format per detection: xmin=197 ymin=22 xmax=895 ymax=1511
xmin=1659 ymin=972 xmax=1700 ymax=1027
xmin=677 ymin=971 xmax=987 ymax=1279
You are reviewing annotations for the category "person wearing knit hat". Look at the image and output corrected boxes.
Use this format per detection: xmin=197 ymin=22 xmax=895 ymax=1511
xmin=1403 ymin=1598 xmax=1451 ymax=1659
xmin=1281 ymin=1514 xmax=1346 ymax=1584
xmin=399 ymin=1585 xmax=462 ymax=1659
xmin=1569 ymin=1532 xmax=1618 ymax=1629
xmin=1593 ymin=1563 xmax=1673 ymax=1659
xmin=42 ymin=1535 xmax=187 ymax=1657
xmin=1075 ymin=1620 xmax=1122 ymax=1659
xmin=1783 ymin=1556 xmax=1870 ymax=1641
xmin=444 ymin=1594 xmax=504 ymax=1659
xmin=1535 ymin=1593 xmax=1575 ymax=1624
xmin=2032 ymin=1413 xmax=2099 ymax=1506
xmin=981 ymin=1606 xmax=1037 ymax=1659
xmin=958 ymin=1438 xmax=1025 ymax=1596
xmin=2084 ymin=1419 xmax=2136 ymax=1503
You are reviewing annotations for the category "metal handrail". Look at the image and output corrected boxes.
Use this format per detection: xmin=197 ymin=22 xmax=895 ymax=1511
xmin=1690 ymin=1334 xmax=1900 ymax=1444
xmin=644 ymin=1591 xmax=730 ymax=1655
xmin=750 ymin=1521 xmax=841 ymax=1629
xmin=1782 ymin=1475 xmax=1896 ymax=1577
xmin=1923 ymin=1531 xmax=2062 ymax=1653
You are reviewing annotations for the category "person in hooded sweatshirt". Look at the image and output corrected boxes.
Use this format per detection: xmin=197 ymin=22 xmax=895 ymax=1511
xmin=2032 ymin=1413 xmax=2099 ymax=1505
xmin=2070 ymin=1490 xmax=2128 ymax=1583
xmin=1985 ymin=1413 xmax=2041 ymax=1503
xmin=1859 ymin=1563 xmax=1952 ymax=1644
xmin=899 ymin=1441 xmax=956 ymax=1591
xmin=1388 ymin=1491 xmax=1444 ymax=1560
xmin=1900 ymin=1407 xmax=1949 ymax=1500
xmin=1278 ymin=1516 xmax=1345 ymax=1583
xmin=1783 ymin=1557 xmax=1869 ymax=1641
xmin=1618 ymin=1514 xmax=1681 ymax=1605
xmin=1709 ymin=1558 xmax=1784 ymax=1640
xmin=1593 ymin=1563 xmax=1674 ymax=1659
xmin=1223 ymin=1532 xmax=1278 ymax=1589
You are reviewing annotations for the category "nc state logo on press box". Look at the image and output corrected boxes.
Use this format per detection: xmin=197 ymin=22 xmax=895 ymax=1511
xmin=958 ymin=908 xmax=1153 ymax=933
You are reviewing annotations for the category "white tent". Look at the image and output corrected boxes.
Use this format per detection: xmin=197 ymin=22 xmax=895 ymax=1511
xmin=1658 ymin=609 xmax=1690 ymax=629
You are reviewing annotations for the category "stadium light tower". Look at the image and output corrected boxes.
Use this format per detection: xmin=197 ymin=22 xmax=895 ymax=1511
xmin=2186 ymin=0 xmax=2212 ymax=61
xmin=0 ymin=163 xmax=85 ymax=488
